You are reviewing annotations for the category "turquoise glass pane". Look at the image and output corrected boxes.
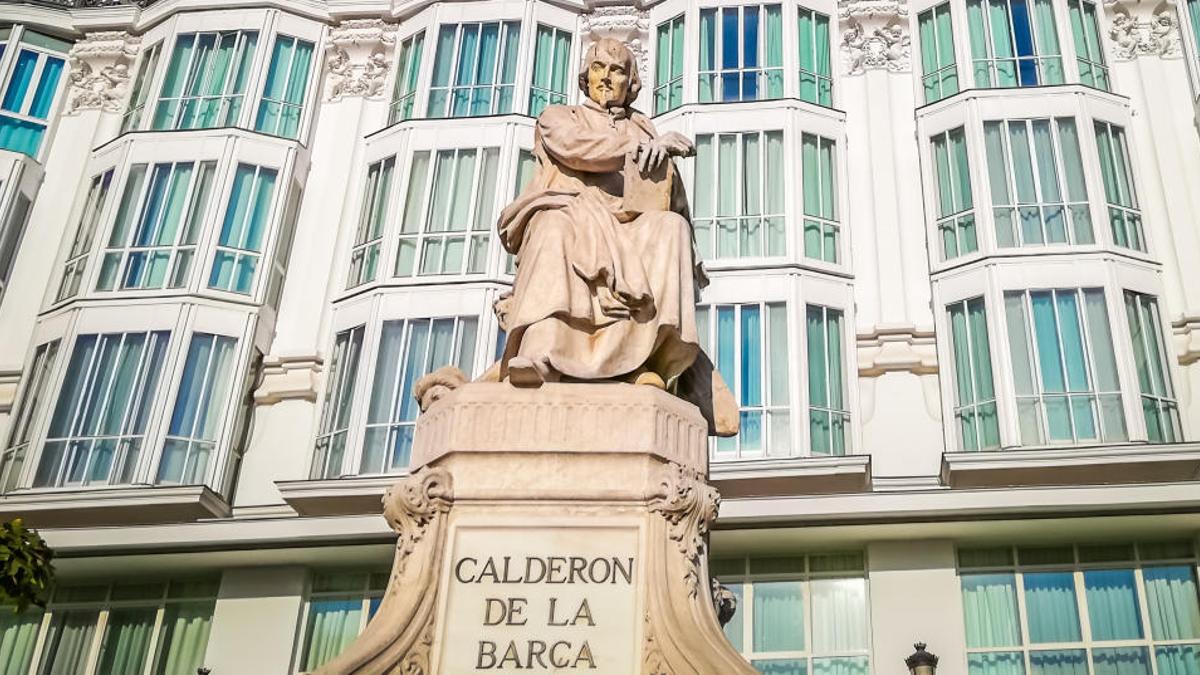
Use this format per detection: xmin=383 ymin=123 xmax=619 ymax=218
xmin=1023 ymin=572 xmax=1082 ymax=642
xmin=755 ymin=660 xmax=807 ymax=675
xmin=1031 ymin=650 xmax=1089 ymax=675
xmin=0 ymin=116 xmax=45 ymax=157
xmin=753 ymin=580 xmax=804 ymax=652
xmin=740 ymin=305 xmax=761 ymax=407
xmin=969 ymin=652 xmax=1026 ymax=675
xmin=28 ymin=56 xmax=64 ymax=119
xmin=1093 ymin=648 xmax=1152 ymax=675
xmin=1144 ymin=566 xmax=1200 ymax=640
xmin=963 ymin=573 xmax=1022 ymax=647
xmin=1157 ymin=645 xmax=1200 ymax=675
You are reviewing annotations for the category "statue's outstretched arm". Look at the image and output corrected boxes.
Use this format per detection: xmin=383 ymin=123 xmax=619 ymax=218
xmin=537 ymin=107 xmax=640 ymax=173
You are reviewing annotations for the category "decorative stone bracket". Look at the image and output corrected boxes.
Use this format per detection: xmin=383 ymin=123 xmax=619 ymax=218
xmin=838 ymin=0 xmax=911 ymax=75
xmin=252 ymin=355 xmax=322 ymax=405
xmin=1104 ymin=0 xmax=1182 ymax=60
xmin=581 ymin=5 xmax=652 ymax=86
xmin=64 ymin=31 xmax=140 ymax=115
xmin=324 ymin=19 xmax=398 ymax=102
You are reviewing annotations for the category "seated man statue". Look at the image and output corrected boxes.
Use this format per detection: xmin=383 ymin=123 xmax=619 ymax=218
xmin=495 ymin=36 xmax=735 ymax=434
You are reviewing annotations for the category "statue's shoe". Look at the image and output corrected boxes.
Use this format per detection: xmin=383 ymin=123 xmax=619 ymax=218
xmin=507 ymin=356 xmax=547 ymax=388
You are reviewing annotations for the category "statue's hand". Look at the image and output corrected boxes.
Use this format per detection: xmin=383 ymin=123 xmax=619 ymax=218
xmin=636 ymin=132 xmax=696 ymax=174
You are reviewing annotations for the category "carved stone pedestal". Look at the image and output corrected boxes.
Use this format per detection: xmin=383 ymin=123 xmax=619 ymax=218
xmin=316 ymin=382 xmax=755 ymax=674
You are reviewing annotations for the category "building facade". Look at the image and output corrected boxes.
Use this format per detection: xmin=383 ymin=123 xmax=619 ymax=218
xmin=1 ymin=0 xmax=1200 ymax=672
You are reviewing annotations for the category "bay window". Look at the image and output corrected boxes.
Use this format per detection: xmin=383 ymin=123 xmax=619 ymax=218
xmin=698 ymin=302 xmax=791 ymax=458
xmin=361 ymin=317 xmax=477 ymax=474
xmin=1003 ymin=288 xmax=1125 ymax=445
xmin=389 ymin=32 xmax=425 ymax=124
xmin=158 ymin=333 xmax=239 ymax=485
xmin=655 ymin=15 xmax=685 ymax=114
xmin=121 ymin=42 xmax=162 ymax=134
xmin=57 ymin=169 xmax=114 ymax=301
xmin=16 ymin=579 xmax=218 ymax=675
xmin=960 ymin=542 xmax=1200 ymax=675
xmin=796 ymin=7 xmax=833 ymax=107
xmin=699 ymin=5 xmax=784 ymax=103
xmin=396 ymin=147 xmax=498 ymax=277
xmin=208 ymin=163 xmax=279 ymax=294
xmin=96 ymin=161 xmax=218 ymax=292
xmin=254 ymin=34 xmax=315 ymax=140
xmin=297 ymin=571 xmax=387 ymax=672
xmin=427 ymin=22 xmax=521 ymax=118
xmin=348 ymin=157 xmax=395 ymax=288
xmin=1094 ymin=122 xmax=1144 ymax=252
xmin=1123 ymin=292 xmax=1181 ymax=443
xmin=983 ymin=117 xmax=1092 ymax=248
xmin=1067 ymin=0 xmax=1110 ymax=90
xmin=0 ymin=340 xmax=59 ymax=492
xmin=34 ymin=331 xmax=171 ymax=488
xmin=966 ymin=0 xmax=1064 ymax=88
xmin=948 ymin=298 xmax=1000 ymax=451
xmin=932 ymin=127 xmax=977 ymax=260
xmin=312 ymin=326 xmax=365 ymax=480
xmin=0 ymin=27 xmax=69 ymax=159
xmin=713 ymin=554 xmax=870 ymax=674
xmin=693 ymin=131 xmax=786 ymax=260
xmin=802 ymin=133 xmax=839 ymax=263
xmin=807 ymin=305 xmax=848 ymax=456
xmin=918 ymin=3 xmax=959 ymax=103
xmin=152 ymin=30 xmax=260 ymax=131
xmin=528 ymin=25 xmax=572 ymax=117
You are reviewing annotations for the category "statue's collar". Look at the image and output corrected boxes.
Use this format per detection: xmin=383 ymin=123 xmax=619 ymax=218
xmin=583 ymin=97 xmax=629 ymax=122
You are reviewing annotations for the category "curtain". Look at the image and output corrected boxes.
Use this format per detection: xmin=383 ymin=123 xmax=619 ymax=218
xmin=1031 ymin=120 xmax=1065 ymax=241
xmin=962 ymin=574 xmax=1022 ymax=647
xmin=966 ymin=0 xmax=992 ymax=86
xmin=699 ymin=10 xmax=715 ymax=102
xmin=39 ymin=609 xmax=99 ymax=675
xmin=302 ymin=598 xmax=364 ymax=671
xmin=815 ymin=14 xmax=831 ymax=104
xmin=802 ymin=134 xmax=821 ymax=257
xmin=210 ymin=165 xmax=276 ymax=293
xmin=1023 ymin=572 xmax=1081 ymax=642
xmin=807 ymin=306 xmax=830 ymax=454
xmin=814 ymin=657 xmax=869 ymax=675
xmin=397 ymin=152 xmax=430 ymax=275
xmin=937 ymin=6 xmax=958 ymax=95
xmin=740 ymin=306 xmax=763 ymax=450
xmin=427 ymin=25 xmax=457 ymax=116
xmin=155 ymin=601 xmax=215 ymax=675
xmin=0 ymin=608 xmax=42 ymax=673
xmin=28 ymin=56 xmax=64 ymax=119
xmin=819 ymin=137 xmax=837 ymax=260
xmin=153 ymin=35 xmax=194 ymax=128
xmin=811 ymin=578 xmax=867 ymax=651
xmin=1032 ymin=650 xmax=1089 ymax=675
xmin=98 ymin=606 xmax=156 ymax=674
xmin=257 ymin=37 xmax=292 ymax=134
xmin=950 ymin=301 xmax=979 ymax=448
xmin=1085 ymin=569 xmax=1144 ymax=640
xmin=473 ymin=24 xmax=499 ymax=116
xmin=1157 ymin=646 xmax=1200 ymax=675
xmin=498 ymin=22 xmax=521 ymax=113
xmin=313 ymin=326 xmax=363 ymax=478
xmin=1083 ymin=289 xmax=1124 ymax=440
xmin=952 ymin=130 xmax=974 ymax=210
xmin=765 ymin=5 xmax=783 ymax=98
xmin=765 ymin=131 xmax=785 ymax=255
xmin=742 ymin=134 xmax=762 ymax=256
xmin=1056 ymin=119 xmax=1092 ymax=242
xmin=717 ymin=135 xmax=737 ymax=257
xmin=655 ymin=22 xmax=670 ymax=113
xmin=1033 ymin=0 xmax=1063 ymax=83
xmin=826 ymin=308 xmax=846 ymax=453
xmin=767 ymin=304 xmax=790 ymax=454
xmin=755 ymin=659 xmax=807 ymax=675
xmin=1093 ymin=648 xmax=1152 ymax=675
xmin=971 ymin=299 xmax=999 ymax=446
xmin=752 ymin=581 xmax=804 ymax=652
xmin=1144 ymin=566 xmax=1200 ymax=640
xmin=919 ymin=11 xmax=938 ymax=85
xmin=160 ymin=333 xmax=236 ymax=484
xmin=969 ymin=652 xmax=1026 ymax=675
xmin=694 ymin=135 xmax=714 ymax=258
xmin=0 ymin=115 xmax=46 ymax=157
xmin=715 ymin=307 xmax=736 ymax=455
xmin=363 ymin=320 xmax=406 ymax=474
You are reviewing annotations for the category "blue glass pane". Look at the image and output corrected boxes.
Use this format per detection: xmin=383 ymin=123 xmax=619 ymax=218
xmin=2 ymin=50 xmax=39 ymax=112
xmin=743 ymin=6 xmax=759 ymax=68
xmin=721 ymin=9 xmax=739 ymax=69
xmin=1023 ymin=572 xmax=1081 ymax=643
xmin=716 ymin=307 xmax=735 ymax=394
xmin=740 ymin=305 xmax=761 ymax=406
xmin=969 ymin=652 xmax=1026 ymax=675
xmin=1085 ymin=569 xmax=1144 ymax=640
xmin=29 ymin=56 xmax=64 ymax=119
xmin=1093 ymin=648 xmax=1151 ymax=675
xmin=1031 ymin=650 xmax=1088 ymax=675
xmin=1010 ymin=0 xmax=1039 ymax=84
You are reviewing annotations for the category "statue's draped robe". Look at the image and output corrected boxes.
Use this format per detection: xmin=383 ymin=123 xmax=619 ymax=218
xmin=497 ymin=100 xmax=701 ymax=382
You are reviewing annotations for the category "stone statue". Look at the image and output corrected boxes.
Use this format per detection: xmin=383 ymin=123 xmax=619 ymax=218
xmin=494 ymin=37 xmax=737 ymax=434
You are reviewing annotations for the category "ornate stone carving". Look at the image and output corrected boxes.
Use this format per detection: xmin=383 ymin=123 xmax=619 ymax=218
xmin=313 ymin=467 xmax=452 ymax=674
xmin=581 ymin=6 xmax=652 ymax=87
xmin=1106 ymin=1 xmax=1181 ymax=60
xmin=64 ymin=32 xmax=140 ymax=115
xmin=413 ymin=366 xmax=468 ymax=413
xmin=324 ymin=19 xmax=397 ymax=102
xmin=838 ymin=0 xmax=910 ymax=75
xmin=649 ymin=462 xmax=719 ymax=598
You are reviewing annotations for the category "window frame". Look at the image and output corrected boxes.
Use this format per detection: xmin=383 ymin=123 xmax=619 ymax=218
xmin=0 ymin=25 xmax=70 ymax=161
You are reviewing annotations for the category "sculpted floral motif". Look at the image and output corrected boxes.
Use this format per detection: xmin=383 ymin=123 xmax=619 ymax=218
xmin=648 ymin=462 xmax=719 ymax=598
xmin=64 ymin=32 xmax=140 ymax=115
xmin=397 ymin=624 xmax=433 ymax=675
xmin=1106 ymin=3 xmax=1181 ymax=60
xmin=382 ymin=466 xmax=453 ymax=574
xmin=841 ymin=19 xmax=911 ymax=75
xmin=324 ymin=19 xmax=397 ymax=101
xmin=642 ymin=610 xmax=672 ymax=675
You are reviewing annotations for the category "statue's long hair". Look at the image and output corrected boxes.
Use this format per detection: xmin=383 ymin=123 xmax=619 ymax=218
xmin=576 ymin=37 xmax=642 ymax=107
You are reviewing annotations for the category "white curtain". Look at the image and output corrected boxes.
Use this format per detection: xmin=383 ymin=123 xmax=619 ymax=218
xmin=154 ymin=601 xmax=214 ymax=675
xmin=810 ymin=578 xmax=867 ymax=652
xmin=302 ymin=598 xmax=364 ymax=671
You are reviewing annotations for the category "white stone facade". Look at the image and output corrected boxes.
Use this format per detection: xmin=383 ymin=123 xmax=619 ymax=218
xmin=0 ymin=0 xmax=1199 ymax=672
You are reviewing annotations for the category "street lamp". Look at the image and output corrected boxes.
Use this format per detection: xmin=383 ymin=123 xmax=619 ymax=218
xmin=906 ymin=643 xmax=939 ymax=675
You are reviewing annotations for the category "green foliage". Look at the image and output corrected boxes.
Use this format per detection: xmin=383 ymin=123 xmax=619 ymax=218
xmin=0 ymin=518 xmax=55 ymax=612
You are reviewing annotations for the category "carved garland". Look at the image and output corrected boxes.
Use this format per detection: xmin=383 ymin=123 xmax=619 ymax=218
xmin=324 ymin=19 xmax=398 ymax=102
xmin=648 ymin=462 xmax=719 ymax=599
xmin=383 ymin=465 xmax=454 ymax=575
xmin=1105 ymin=1 xmax=1182 ymax=60
xmin=64 ymin=31 xmax=141 ymax=115
xmin=838 ymin=0 xmax=911 ymax=75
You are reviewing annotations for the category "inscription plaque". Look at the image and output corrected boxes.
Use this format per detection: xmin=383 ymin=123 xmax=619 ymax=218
xmin=437 ymin=525 xmax=640 ymax=672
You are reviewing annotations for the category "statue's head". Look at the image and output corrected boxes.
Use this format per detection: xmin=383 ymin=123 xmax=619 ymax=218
xmin=578 ymin=37 xmax=641 ymax=109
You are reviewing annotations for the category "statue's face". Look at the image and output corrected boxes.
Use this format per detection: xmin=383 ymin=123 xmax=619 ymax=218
xmin=586 ymin=46 xmax=630 ymax=108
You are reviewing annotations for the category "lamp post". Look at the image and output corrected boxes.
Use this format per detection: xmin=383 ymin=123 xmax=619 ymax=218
xmin=905 ymin=643 xmax=939 ymax=675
